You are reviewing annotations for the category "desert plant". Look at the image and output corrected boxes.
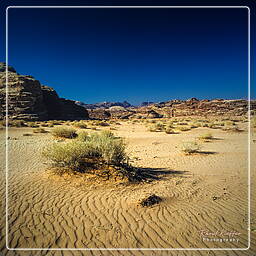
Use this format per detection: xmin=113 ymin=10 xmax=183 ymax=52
xmin=77 ymin=131 xmax=89 ymax=141
xmin=177 ymin=126 xmax=191 ymax=132
xmin=181 ymin=141 xmax=201 ymax=154
xmin=165 ymin=127 xmax=175 ymax=134
xmin=51 ymin=127 xmax=77 ymax=139
xmin=148 ymin=122 xmax=165 ymax=132
xmin=94 ymin=121 xmax=110 ymax=127
xmin=73 ymin=121 xmax=87 ymax=129
xmin=27 ymin=122 xmax=40 ymax=128
xmin=190 ymin=122 xmax=201 ymax=128
xmin=8 ymin=120 xmax=26 ymax=127
xmin=43 ymin=131 xmax=127 ymax=171
xmin=33 ymin=128 xmax=48 ymax=133
xmin=198 ymin=133 xmax=213 ymax=140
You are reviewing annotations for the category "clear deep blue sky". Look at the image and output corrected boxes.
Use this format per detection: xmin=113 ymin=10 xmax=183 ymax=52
xmin=3 ymin=5 xmax=251 ymax=104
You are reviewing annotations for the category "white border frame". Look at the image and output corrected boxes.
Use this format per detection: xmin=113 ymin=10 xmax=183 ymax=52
xmin=5 ymin=5 xmax=251 ymax=251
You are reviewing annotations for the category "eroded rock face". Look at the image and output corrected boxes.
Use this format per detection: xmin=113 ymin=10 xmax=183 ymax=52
xmin=0 ymin=63 xmax=89 ymax=121
xmin=0 ymin=69 xmax=48 ymax=120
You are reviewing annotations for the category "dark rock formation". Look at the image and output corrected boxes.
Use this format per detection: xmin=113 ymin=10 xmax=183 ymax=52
xmin=41 ymin=86 xmax=62 ymax=120
xmin=0 ymin=70 xmax=48 ymax=120
xmin=0 ymin=63 xmax=89 ymax=121
xmin=0 ymin=62 xmax=16 ymax=73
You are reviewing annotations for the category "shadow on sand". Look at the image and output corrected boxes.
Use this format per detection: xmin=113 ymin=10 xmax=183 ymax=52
xmin=132 ymin=167 xmax=189 ymax=182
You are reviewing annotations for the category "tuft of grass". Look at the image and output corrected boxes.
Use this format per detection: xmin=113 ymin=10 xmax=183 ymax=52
xmin=73 ymin=121 xmax=87 ymax=129
xmin=33 ymin=128 xmax=48 ymax=133
xmin=27 ymin=122 xmax=40 ymax=128
xmin=94 ymin=121 xmax=110 ymax=127
xmin=165 ymin=127 xmax=175 ymax=134
xmin=148 ymin=122 xmax=165 ymax=132
xmin=77 ymin=131 xmax=89 ymax=141
xmin=6 ymin=120 xmax=27 ymax=127
xmin=43 ymin=131 xmax=127 ymax=172
xmin=177 ymin=126 xmax=191 ymax=132
xmin=198 ymin=133 xmax=213 ymax=140
xmin=51 ymin=127 xmax=77 ymax=139
xmin=181 ymin=141 xmax=201 ymax=154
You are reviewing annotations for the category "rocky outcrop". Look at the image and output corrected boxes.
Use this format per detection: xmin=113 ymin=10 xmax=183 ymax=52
xmin=134 ymin=99 xmax=254 ymax=118
xmin=0 ymin=63 xmax=89 ymax=121
xmin=87 ymin=109 xmax=111 ymax=120
xmin=0 ymin=69 xmax=48 ymax=120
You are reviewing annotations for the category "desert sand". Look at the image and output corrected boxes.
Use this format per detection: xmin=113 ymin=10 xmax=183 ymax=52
xmin=0 ymin=121 xmax=255 ymax=256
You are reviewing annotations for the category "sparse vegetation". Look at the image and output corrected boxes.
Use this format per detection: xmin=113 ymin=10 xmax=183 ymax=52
xmin=198 ymin=133 xmax=213 ymax=141
xmin=43 ymin=131 xmax=128 ymax=173
xmin=4 ymin=120 xmax=27 ymax=127
xmin=73 ymin=121 xmax=87 ymax=129
xmin=27 ymin=122 xmax=40 ymax=128
xmin=33 ymin=128 xmax=48 ymax=133
xmin=51 ymin=127 xmax=77 ymax=138
xmin=177 ymin=126 xmax=191 ymax=132
xmin=165 ymin=127 xmax=175 ymax=134
xmin=181 ymin=141 xmax=201 ymax=154
xmin=148 ymin=122 xmax=165 ymax=132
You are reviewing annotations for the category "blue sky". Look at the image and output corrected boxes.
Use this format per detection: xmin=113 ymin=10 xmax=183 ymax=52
xmin=3 ymin=5 xmax=250 ymax=105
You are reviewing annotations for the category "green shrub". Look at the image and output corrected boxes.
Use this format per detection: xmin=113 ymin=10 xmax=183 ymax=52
xmin=43 ymin=131 xmax=127 ymax=171
xmin=181 ymin=141 xmax=201 ymax=154
xmin=52 ymin=127 xmax=77 ymax=138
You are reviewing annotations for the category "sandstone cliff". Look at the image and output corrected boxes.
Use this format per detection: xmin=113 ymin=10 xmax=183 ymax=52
xmin=0 ymin=62 xmax=88 ymax=121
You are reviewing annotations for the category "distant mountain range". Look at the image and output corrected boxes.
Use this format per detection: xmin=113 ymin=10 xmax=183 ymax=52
xmin=75 ymin=100 xmax=133 ymax=109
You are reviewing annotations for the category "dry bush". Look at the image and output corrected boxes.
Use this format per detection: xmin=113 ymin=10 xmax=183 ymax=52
xmin=148 ymin=122 xmax=165 ymax=132
xmin=198 ymin=133 xmax=213 ymax=140
xmin=181 ymin=141 xmax=201 ymax=154
xmin=190 ymin=122 xmax=201 ymax=128
xmin=7 ymin=120 xmax=26 ymax=127
xmin=40 ymin=123 xmax=50 ymax=127
xmin=43 ymin=131 xmax=127 ymax=172
xmin=33 ymin=128 xmax=48 ymax=133
xmin=77 ymin=131 xmax=89 ymax=141
xmin=165 ymin=127 xmax=175 ymax=134
xmin=51 ymin=127 xmax=77 ymax=138
xmin=48 ymin=120 xmax=62 ymax=125
xmin=73 ymin=121 xmax=87 ymax=129
xmin=23 ymin=133 xmax=33 ymax=136
xmin=27 ymin=122 xmax=40 ymax=128
xmin=177 ymin=126 xmax=191 ymax=132
xmin=95 ymin=121 xmax=110 ymax=127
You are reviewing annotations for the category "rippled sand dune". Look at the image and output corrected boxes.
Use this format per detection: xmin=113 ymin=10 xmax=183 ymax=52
xmin=0 ymin=122 xmax=255 ymax=256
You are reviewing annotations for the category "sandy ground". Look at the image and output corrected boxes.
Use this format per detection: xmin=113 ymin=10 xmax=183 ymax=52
xmin=0 ymin=121 xmax=255 ymax=256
